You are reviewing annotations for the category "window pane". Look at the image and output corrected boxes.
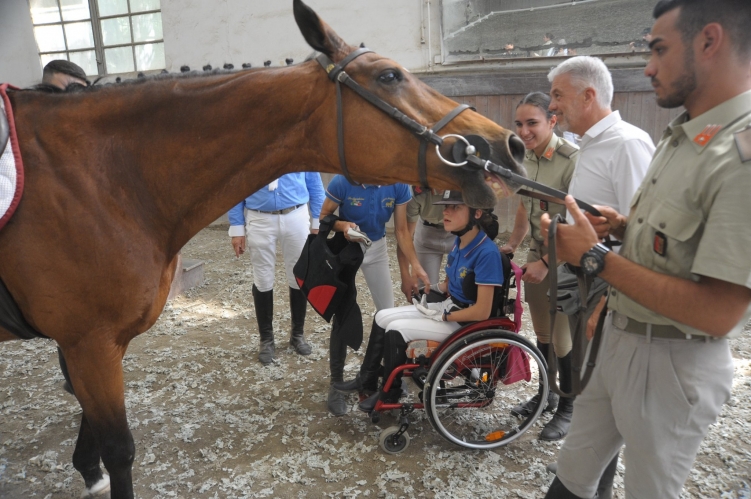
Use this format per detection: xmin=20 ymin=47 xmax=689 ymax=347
xmin=69 ymin=50 xmax=98 ymax=76
xmin=34 ymin=24 xmax=67 ymax=52
xmin=59 ymin=0 xmax=90 ymax=22
xmin=40 ymin=53 xmax=67 ymax=71
xmin=105 ymin=46 xmax=134 ymax=73
xmin=97 ymin=0 xmax=128 ymax=17
xmin=130 ymin=0 xmax=160 ymax=13
xmin=101 ymin=17 xmax=131 ymax=46
xmin=64 ymin=21 xmax=94 ymax=50
xmin=135 ymin=42 xmax=165 ymax=71
xmin=30 ymin=0 xmax=61 ymax=24
xmin=132 ymin=13 xmax=162 ymax=43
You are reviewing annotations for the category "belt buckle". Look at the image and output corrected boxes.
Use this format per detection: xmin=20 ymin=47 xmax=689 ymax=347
xmin=612 ymin=312 xmax=628 ymax=330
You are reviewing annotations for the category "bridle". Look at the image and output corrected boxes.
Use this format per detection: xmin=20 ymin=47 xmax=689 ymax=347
xmin=314 ymin=47 xmax=602 ymax=218
xmin=315 ymin=47 xmax=471 ymax=189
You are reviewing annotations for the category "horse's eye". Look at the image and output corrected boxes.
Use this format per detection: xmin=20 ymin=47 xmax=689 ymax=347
xmin=378 ymin=69 xmax=401 ymax=85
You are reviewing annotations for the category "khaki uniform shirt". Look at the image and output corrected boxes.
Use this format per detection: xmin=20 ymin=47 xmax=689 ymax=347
xmin=608 ymin=90 xmax=751 ymax=338
xmin=522 ymin=134 xmax=578 ymax=242
xmin=406 ymin=188 xmax=447 ymax=225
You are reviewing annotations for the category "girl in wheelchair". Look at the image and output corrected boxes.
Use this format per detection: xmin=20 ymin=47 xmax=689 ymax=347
xmin=333 ymin=190 xmax=504 ymax=412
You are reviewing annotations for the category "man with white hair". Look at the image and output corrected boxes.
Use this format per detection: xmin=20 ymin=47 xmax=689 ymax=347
xmin=540 ymin=56 xmax=655 ymax=442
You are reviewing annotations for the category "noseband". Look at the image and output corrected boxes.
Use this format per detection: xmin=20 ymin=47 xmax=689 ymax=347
xmin=315 ymin=48 xmax=471 ymax=189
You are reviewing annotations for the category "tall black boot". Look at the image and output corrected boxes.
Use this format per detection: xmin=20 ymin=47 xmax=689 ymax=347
xmin=252 ymin=284 xmax=275 ymax=365
xmin=540 ymin=351 xmax=574 ymax=441
xmin=546 ymin=454 xmax=619 ymax=498
xmin=359 ymin=330 xmax=407 ymax=413
xmin=510 ymin=341 xmax=559 ymax=417
xmin=328 ymin=331 xmax=349 ymax=416
xmin=289 ymin=287 xmax=312 ymax=355
xmin=333 ymin=321 xmax=386 ymax=394
xmin=544 ymin=477 xmax=587 ymax=499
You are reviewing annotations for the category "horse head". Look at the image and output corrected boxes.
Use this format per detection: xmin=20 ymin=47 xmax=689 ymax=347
xmin=293 ymin=0 xmax=526 ymax=209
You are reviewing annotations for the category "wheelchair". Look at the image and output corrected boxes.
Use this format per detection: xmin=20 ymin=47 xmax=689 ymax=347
xmin=368 ymin=254 xmax=550 ymax=454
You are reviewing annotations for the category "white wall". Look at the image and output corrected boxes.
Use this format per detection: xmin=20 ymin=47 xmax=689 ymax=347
xmin=0 ymin=0 xmax=43 ymax=87
xmin=160 ymin=0 xmax=442 ymax=73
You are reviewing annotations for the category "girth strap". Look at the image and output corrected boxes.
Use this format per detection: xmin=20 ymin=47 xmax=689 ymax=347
xmin=417 ymin=104 xmax=473 ymax=190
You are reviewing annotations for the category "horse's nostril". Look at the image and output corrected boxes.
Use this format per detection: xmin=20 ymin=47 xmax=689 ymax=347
xmin=508 ymin=135 xmax=526 ymax=165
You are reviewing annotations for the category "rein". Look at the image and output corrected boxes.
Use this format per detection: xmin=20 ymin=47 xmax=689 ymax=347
xmin=546 ymin=214 xmax=607 ymax=398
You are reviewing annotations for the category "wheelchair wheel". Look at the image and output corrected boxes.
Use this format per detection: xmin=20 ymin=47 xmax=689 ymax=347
xmin=424 ymin=329 xmax=548 ymax=450
xmin=379 ymin=426 xmax=410 ymax=454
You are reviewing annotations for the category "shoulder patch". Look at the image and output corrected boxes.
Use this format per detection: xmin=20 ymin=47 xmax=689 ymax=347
xmin=556 ymin=142 xmax=578 ymax=159
xmin=734 ymin=126 xmax=751 ymax=163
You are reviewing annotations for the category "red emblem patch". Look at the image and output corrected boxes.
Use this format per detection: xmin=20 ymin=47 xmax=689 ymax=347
xmin=693 ymin=125 xmax=722 ymax=147
xmin=653 ymin=231 xmax=667 ymax=256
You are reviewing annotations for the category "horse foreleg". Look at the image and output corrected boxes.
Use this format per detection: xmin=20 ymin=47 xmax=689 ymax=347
xmin=73 ymin=413 xmax=111 ymax=497
xmin=64 ymin=340 xmax=135 ymax=499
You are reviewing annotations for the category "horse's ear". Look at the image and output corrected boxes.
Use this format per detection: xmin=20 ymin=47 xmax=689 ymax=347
xmin=293 ymin=0 xmax=348 ymax=61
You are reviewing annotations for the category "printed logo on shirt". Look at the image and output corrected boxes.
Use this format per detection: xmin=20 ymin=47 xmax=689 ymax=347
xmin=382 ymin=198 xmax=395 ymax=209
xmin=458 ymin=267 xmax=468 ymax=279
xmin=347 ymin=196 xmax=364 ymax=207
xmin=693 ymin=125 xmax=722 ymax=147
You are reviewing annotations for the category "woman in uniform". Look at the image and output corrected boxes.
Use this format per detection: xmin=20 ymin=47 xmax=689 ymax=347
xmin=501 ymin=91 xmax=579 ymax=441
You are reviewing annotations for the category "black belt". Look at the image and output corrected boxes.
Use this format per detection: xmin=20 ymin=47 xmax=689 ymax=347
xmin=422 ymin=220 xmax=444 ymax=229
xmin=249 ymin=204 xmax=304 ymax=215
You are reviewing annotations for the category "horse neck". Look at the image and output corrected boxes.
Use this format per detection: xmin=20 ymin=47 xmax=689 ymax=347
xmin=90 ymin=68 xmax=335 ymax=254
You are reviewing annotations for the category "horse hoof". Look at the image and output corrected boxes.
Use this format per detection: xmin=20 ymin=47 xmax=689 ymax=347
xmin=81 ymin=474 xmax=110 ymax=498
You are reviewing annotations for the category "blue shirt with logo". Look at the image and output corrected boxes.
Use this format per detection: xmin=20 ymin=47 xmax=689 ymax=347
xmin=325 ymin=175 xmax=412 ymax=242
xmin=446 ymin=231 xmax=504 ymax=304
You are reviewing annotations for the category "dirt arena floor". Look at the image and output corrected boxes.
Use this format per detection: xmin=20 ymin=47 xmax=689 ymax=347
xmin=1 ymin=226 xmax=750 ymax=498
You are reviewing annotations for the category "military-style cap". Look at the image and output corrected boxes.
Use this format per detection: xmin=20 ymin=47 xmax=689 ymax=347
xmin=432 ymin=190 xmax=465 ymax=205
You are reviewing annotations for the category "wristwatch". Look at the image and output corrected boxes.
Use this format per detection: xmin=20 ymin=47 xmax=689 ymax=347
xmin=580 ymin=243 xmax=611 ymax=276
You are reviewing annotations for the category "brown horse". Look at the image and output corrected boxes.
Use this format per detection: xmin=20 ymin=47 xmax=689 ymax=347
xmin=0 ymin=1 xmax=525 ymax=497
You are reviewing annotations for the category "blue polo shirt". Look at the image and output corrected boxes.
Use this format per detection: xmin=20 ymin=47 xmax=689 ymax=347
xmin=446 ymin=231 xmax=504 ymax=304
xmin=325 ymin=175 xmax=411 ymax=242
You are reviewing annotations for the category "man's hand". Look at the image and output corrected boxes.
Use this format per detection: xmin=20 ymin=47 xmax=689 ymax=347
xmin=540 ymin=196 xmax=599 ymax=265
xmin=586 ymin=205 xmax=626 ymax=240
xmin=401 ymin=274 xmax=418 ymax=302
xmin=413 ymin=265 xmax=430 ymax=293
xmin=500 ymin=244 xmax=515 ymax=255
xmin=310 ymin=228 xmax=319 ymax=235
xmin=334 ymin=221 xmax=359 ymax=240
xmin=521 ymin=260 xmax=548 ymax=284
xmin=231 ymin=236 xmax=246 ymax=258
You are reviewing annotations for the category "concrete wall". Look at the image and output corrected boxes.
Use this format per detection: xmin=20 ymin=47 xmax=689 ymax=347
xmin=160 ymin=0 xmax=442 ymax=73
xmin=0 ymin=0 xmax=43 ymax=87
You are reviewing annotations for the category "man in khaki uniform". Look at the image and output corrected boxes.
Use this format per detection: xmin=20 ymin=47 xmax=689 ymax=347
xmin=541 ymin=0 xmax=751 ymax=497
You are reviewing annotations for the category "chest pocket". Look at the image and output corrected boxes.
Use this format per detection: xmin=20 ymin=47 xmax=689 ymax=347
xmin=646 ymin=200 xmax=703 ymax=277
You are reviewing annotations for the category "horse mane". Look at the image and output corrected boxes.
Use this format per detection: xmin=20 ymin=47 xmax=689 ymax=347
xmin=21 ymin=53 xmax=320 ymax=96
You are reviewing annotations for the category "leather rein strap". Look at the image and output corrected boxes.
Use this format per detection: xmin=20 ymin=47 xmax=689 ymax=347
xmin=316 ymin=48 xmax=470 ymax=187
xmin=547 ymin=214 xmax=606 ymax=398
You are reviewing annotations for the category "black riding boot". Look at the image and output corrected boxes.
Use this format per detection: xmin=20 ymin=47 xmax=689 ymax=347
xmin=252 ymin=284 xmax=275 ymax=365
xmin=328 ymin=331 xmax=349 ymax=416
xmin=544 ymin=477 xmax=587 ymax=499
xmin=510 ymin=341 xmax=559 ymax=417
xmin=547 ymin=453 xmax=619 ymax=499
xmin=541 ymin=351 xmax=574 ymax=441
xmin=359 ymin=330 xmax=407 ymax=412
xmin=289 ymin=287 xmax=312 ymax=355
xmin=333 ymin=321 xmax=386 ymax=395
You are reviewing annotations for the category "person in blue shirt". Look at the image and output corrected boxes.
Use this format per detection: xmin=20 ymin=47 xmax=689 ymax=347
xmin=319 ymin=175 xmax=430 ymax=415
xmin=228 ymin=172 xmax=324 ymax=365
xmin=335 ymin=190 xmax=504 ymax=413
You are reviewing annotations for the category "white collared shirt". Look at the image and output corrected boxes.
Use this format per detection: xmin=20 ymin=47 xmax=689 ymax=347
xmin=567 ymin=111 xmax=655 ymax=225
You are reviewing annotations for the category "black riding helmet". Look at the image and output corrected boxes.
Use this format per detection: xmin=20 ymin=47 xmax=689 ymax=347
xmin=433 ymin=190 xmax=498 ymax=238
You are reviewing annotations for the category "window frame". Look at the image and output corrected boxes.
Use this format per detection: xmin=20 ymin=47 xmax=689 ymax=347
xmin=30 ymin=0 xmax=166 ymax=77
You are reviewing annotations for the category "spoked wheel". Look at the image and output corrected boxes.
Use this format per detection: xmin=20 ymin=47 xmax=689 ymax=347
xmin=424 ymin=329 xmax=548 ymax=450
xmin=379 ymin=426 xmax=410 ymax=454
